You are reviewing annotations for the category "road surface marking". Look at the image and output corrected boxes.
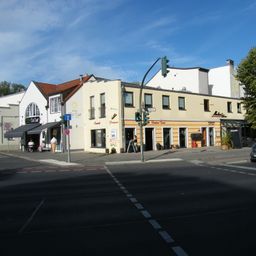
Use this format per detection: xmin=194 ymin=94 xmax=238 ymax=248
xmin=130 ymin=197 xmax=138 ymax=203
xmin=19 ymin=199 xmax=45 ymax=233
xmin=106 ymin=158 xmax=183 ymax=165
xmin=134 ymin=203 xmax=144 ymax=210
xmin=141 ymin=210 xmax=151 ymax=218
xmin=172 ymin=246 xmax=189 ymax=256
xmin=149 ymin=219 xmax=162 ymax=230
xmin=222 ymin=164 xmax=256 ymax=171
xmin=159 ymin=230 xmax=174 ymax=243
xmin=104 ymin=166 xmax=189 ymax=256
xmin=212 ymin=165 xmax=256 ymax=177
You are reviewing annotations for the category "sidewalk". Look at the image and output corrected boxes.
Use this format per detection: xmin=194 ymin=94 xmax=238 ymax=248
xmin=1 ymin=146 xmax=251 ymax=166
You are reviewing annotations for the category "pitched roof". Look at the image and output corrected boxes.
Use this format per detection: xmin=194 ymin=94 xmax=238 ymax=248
xmin=33 ymin=75 xmax=92 ymax=102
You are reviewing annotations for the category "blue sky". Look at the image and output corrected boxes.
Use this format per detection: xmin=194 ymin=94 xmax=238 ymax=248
xmin=0 ymin=0 xmax=255 ymax=86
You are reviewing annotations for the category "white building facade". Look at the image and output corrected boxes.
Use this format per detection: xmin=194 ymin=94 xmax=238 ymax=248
xmin=0 ymin=92 xmax=25 ymax=150
xmin=147 ymin=59 xmax=244 ymax=98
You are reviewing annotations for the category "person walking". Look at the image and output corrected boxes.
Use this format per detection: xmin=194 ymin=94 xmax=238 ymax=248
xmin=27 ymin=139 xmax=35 ymax=152
xmin=133 ymin=135 xmax=138 ymax=152
xmin=50 ymin=136 xmax=57 ymax=153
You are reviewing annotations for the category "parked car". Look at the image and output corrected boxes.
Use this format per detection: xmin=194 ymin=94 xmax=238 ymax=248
xmin=250 ymin=144 xmax=256 ymax=162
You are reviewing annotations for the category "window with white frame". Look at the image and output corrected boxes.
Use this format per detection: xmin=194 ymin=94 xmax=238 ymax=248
xmin=50 ymin=96 xmax=61 ymax=113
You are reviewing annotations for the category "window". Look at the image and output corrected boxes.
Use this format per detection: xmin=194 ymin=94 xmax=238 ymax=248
xmin=162 ymin=95 xmax=170 ymax=109
xmin=204 ymin=99 xmax=210 ymax=111
xmin=89 ymin=96 xmax=95 ymax=119
xmin=227 ymin=102 xmax=232 ymax=113
xmin=100 ymin=93 xmax=106 ymax=118
xmin=91 ymin=129 xmax=106 ymax=148
xmin=237 ymin=102 xmax=242 ymax=113
xmin=124 ymin=92 xmax=134 ymax=107
xmin=144 ymin=94 xmax=153 ymax=109
xmin=25 ymin=103 xmax=40 ymax=117
xmin=50 ymin=96 xmax=61 ymax=113
xmin=178 ymin=97 xmax=185 ymax=110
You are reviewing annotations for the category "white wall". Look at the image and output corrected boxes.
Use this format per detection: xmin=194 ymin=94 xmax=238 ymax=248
xmin=66 ymin=87 xmax=85 ymax=150
xmin=147 ymin=68 xmax=208 ymax=94
xmin=209 ymin=65 xmax=231 ymax=98
xmin=0 ymin=92 xmax=25 ymax=107
xmin=83 ymin=80 xmax=123 ymax=153
xmin=19 ymin=82 xmax=47 ymax=125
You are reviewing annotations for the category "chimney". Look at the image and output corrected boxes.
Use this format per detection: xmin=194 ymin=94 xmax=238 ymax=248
xmin=79 ymin=74 xmax=83 ymax=82
xmin=226 ymin=59 xmax=234 ymax=66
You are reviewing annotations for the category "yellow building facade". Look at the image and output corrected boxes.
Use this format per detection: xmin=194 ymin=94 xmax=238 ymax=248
xmin=123 ymin=84 xmax=245 ymax=151
xmin=82 ymin=79 xmax=245 ymax=153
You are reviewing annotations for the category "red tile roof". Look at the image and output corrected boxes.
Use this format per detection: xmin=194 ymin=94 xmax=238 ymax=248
xmin=33 ymin=75 xmax=92 ymax=102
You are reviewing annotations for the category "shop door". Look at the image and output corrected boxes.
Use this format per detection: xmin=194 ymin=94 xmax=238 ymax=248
xmin=145 ymin=128 xmax=154 ymax=151
xmin=163 ymin=128 xmax=172 ymax=149
xmin=209 ymin=127 xmax=214 ymax=146
xmin=125 ymin=128 xmax=135 ymax=152
xmin=179 ymin=128 xmax=187 ymax=148
xmin=201 ymin=127 xmax=207 ymax=147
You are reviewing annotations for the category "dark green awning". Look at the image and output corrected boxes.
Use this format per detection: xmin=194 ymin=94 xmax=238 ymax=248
xmin=4 ymin=123 xmax=41 ymax=138
xmin=27 ymin=122 xmax=60 ymax=135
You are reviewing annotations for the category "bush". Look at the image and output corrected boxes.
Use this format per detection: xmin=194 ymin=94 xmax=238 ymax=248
xmin=221 ymin=132 xmax=232 ymax=148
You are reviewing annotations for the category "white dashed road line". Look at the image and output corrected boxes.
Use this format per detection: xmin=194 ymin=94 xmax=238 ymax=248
xmin=104 ymin=166 xmax=189 ymax=256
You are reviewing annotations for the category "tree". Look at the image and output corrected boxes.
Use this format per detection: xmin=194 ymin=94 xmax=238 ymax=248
xmin=0 ymin=81 xmax=26 ymax=96
xmin=236 ymin=47 xmax=256 ymax=128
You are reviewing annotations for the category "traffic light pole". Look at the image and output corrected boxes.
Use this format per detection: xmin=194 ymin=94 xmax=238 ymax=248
xmin=139 ymin=57 xmax=160 ymax=162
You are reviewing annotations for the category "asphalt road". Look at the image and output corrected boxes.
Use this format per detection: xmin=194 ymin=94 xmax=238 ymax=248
xmin=0 ymin=154 xmax=256 ymax=255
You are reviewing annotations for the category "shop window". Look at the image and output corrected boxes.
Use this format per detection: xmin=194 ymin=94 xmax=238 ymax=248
xmin=91 ymin=129 xmax=106 ymax=148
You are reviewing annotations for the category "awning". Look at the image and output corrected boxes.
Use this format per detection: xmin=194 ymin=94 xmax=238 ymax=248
xmin=4 ymin=123 xmax=41 ymax=138
xmin=27 ymin=122 xmax=60 ymax=135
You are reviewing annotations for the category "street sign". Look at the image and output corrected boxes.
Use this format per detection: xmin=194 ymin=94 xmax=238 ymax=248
xmin=64 ymin=129 xmax=70 ymax=135
xmin=64 ymin=114 xmax=72 ymax=121
xmin=147 ymin=107 xmax=156 ymax=112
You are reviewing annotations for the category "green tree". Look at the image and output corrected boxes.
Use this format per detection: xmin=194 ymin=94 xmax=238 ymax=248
xmin=236 ymin=47 xmax=256 ymax=128
xmin=0 ymin=81 xmax=26 ymax=96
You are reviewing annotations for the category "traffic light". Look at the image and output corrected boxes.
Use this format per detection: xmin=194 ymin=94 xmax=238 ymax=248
xmin=60 ymin=115 xmax=68 ymax=128
xmin=161 ymin=56 xmax=170 ymax=77
xmin=143 ymin=111 xmax=150 ymax=126
xmin=135 ymin=112 xmax=142 ymax=122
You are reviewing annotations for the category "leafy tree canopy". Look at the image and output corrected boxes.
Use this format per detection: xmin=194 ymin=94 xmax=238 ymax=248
xmin=237 ymin=47 xmax=256 ymax=128
xmin=0 ymin=81 xmax=26 ymax=96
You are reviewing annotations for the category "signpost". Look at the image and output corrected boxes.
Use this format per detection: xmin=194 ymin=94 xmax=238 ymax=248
xmin=64 ymin=114 xmax=72 ymax=163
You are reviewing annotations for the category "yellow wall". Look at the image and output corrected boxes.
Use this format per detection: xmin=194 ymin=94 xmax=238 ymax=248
xmin=124 ymin=85 xmax=245 ymax=149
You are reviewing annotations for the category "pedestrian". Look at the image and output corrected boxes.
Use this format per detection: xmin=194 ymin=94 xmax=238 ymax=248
xmin=27 ymin=138 xmax=35 ymax=152
xmin=133 ymin=135 xmax=138 ymax=152
xmin=50 ymin=136 xmax=57 ymax=153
